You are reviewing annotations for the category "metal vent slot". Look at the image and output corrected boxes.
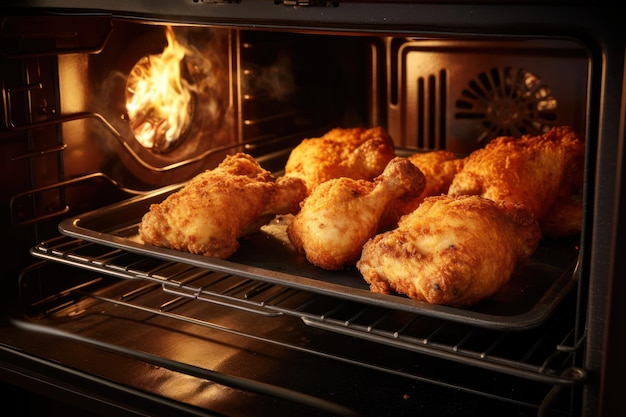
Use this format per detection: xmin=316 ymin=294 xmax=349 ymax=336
xmin=31 ymin=235 xmax=586 ymax=387
xmin=415 ymin=70 xmax=447 ymax=149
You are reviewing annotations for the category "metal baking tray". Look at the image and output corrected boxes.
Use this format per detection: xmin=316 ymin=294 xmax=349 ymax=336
xmin=59 ymin=184 xmax=579 ymax=330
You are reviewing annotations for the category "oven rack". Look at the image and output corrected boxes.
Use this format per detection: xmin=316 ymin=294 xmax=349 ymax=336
xmin=17 ymin=261 xmax=574 ymax=415
xmin=31 ymin=234 xmax=587 ymax=389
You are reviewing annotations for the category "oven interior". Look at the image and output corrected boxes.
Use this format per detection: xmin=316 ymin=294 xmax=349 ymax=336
xmin=0 ymin=12 xmax=597 ymax=417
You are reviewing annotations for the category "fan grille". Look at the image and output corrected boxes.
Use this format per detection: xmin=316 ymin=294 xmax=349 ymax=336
xmin=454 ymin=67 xmax=558 ymax=145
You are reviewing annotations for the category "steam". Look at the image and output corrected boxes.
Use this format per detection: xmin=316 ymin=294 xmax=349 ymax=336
xmin=243 ymin=51 xmax=296 ymax=102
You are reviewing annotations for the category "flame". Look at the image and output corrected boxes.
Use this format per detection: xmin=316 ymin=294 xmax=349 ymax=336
xmin=126 ymin=26 xmax=194 ymax=152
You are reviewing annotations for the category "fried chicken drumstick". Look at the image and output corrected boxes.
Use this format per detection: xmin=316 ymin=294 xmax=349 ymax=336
xmin=288 ymin=157 xmax=426 ymax=270
xmin=138 ymin=153 xmax=307 ymax=259
xmin=447 ymin=126 xmax=584 ymax=237
xmin=284 ymin=126 xmax=396 ymax=194
xmin=357 ymin=195 xmax=541 ymax=307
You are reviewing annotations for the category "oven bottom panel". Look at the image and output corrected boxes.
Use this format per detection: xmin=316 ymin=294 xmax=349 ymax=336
xmin=0 ymin=263 xmax=578 ymax=417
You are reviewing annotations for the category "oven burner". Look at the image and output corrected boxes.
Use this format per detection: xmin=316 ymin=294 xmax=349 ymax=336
xmin=125 ymin=27 xmax=195 ymax=153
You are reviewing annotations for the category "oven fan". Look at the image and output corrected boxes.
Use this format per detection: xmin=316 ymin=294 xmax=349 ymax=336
xmin=454 ymin=66 xmax=558 ymax=145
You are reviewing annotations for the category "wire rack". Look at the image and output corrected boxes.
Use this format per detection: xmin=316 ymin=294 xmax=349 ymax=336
xmin=30 ymin=234 xmax=587 ymax=389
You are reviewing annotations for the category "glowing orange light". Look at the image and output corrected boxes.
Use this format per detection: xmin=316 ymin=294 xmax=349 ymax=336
xmin=126 ymin=26 xmax=194 ymax=152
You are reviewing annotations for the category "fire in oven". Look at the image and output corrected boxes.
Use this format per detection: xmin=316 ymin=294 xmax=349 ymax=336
xmin=0 ymin=3 xmax=624 ymax=417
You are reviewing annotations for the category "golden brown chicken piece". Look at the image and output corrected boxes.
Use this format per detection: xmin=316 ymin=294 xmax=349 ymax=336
xmin=138 ymin=153 xmax=307 ymax=259
xmin=287 ymin=157 xmax=426 ymax=270
xmin=540 ymin=193 xmax=584 ymax=237
xmin=284 ymin=126 xmax=396 ymax=194
xmin=382 ymin=150 xmax=465 ymax=229
xmin=357 ymin=195 xmax=541 ymax=307
xmin=409 ymin=150 xmax=466 ymax=199
xmin=447 ymin=126 xmax=584 ymax=237
xmin=539 ymin=134 xmax=585 ymax=237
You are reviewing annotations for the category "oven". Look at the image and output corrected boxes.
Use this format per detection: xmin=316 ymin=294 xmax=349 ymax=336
xmin=0 ymin=2 xmax=623 ymax=416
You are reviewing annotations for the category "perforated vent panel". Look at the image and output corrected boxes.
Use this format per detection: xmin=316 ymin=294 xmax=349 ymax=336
xmin=387 ymin=40 xmax=588 ymax=154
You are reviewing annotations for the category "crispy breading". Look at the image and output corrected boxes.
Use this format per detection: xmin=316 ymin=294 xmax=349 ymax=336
xmin=409 ymin=150 xmax=466 ymax=199
xmin=382 ymin=150 xmax=465 ymax=230
xmin=357 ymin=195 xmax=541 ymax=307
xmin=284 ymin=127 xmax=396 ymax=194
xmin=138 ymin=153 xmax=307 ymax=259
xmin=447 ymin=126 xmax=584 ymax=236
xmin=287 ymin=157 xmax=426 ymax=270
